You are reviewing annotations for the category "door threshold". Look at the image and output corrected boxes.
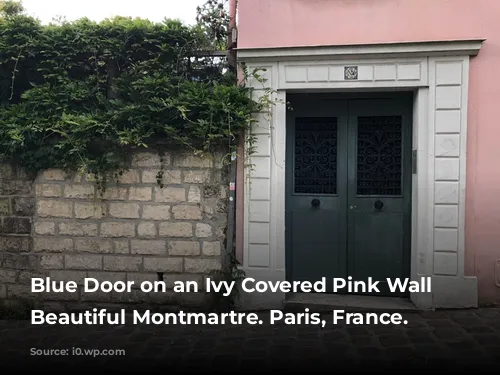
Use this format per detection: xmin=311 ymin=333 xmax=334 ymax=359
xmin=283 ymin=293 xmax=418 ymax=313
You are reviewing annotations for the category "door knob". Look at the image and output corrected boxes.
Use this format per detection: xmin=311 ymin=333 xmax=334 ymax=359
xmin=311 ymin=199 xmax=320 ymax=207
xmin=374 ymin=200 xmax=383 ymax=210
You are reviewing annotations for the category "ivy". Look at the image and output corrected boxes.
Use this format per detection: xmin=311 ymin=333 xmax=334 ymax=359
xmin=0 ymin=1 xmax=261 ymax=190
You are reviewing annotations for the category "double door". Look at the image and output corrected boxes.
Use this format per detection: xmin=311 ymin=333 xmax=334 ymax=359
xmin=285 ymin=94 xmax=412 ymax=296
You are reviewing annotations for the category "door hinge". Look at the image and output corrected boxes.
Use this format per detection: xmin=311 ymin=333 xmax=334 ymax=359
xmin=412 ymin=150 xmax=417 ymax=174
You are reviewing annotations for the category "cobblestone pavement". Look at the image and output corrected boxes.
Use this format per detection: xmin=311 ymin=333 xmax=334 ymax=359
xmin=0 ymin=308 xmax=499 ymax=370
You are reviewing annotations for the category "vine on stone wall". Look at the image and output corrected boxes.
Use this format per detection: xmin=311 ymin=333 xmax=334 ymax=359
xmin=0 ymin=0 xmax=282 ymax=310
xmin=0 ymin=0 xmax=266 ymax=194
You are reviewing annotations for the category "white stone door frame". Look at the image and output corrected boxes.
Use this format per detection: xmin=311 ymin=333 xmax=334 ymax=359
xmin=237 ymin=40 xmax=484 ymax=311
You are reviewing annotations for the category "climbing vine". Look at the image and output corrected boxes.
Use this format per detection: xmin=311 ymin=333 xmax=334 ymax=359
xmin=0 ymin=0 xmax=264 ymax=192
xmin=0 ymin=0 xmax=281 ymax=310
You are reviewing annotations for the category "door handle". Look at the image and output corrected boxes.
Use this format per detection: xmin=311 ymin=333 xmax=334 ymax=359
xmin=311 ymin=199 xmax=320 ymax=207
xmin=374 ymin=200 xmax=384 ymax=210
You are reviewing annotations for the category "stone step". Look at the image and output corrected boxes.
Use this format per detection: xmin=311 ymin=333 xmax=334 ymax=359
xmin=283 ymin=293 xmax=419 ymax=314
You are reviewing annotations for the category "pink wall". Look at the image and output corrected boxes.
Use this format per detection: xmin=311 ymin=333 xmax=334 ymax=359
xmin=237 ymin=0 xmax=500 ymax=305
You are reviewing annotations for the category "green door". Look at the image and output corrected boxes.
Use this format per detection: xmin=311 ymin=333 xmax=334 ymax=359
xmin=285 ymin=94 xmax=412 ymax=297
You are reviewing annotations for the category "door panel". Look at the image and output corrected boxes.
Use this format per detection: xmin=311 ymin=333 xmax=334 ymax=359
xmin=285 ymin=94 xmax=412 ymax=296
xmin=347 ymin=99 xmax=412 ymax=296
xmin=285 ymin=100 xmax=348 ymax=289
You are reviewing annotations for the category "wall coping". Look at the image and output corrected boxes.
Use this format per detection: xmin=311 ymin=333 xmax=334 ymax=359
xmin=237 ymin=39 xmax=485 ymax=62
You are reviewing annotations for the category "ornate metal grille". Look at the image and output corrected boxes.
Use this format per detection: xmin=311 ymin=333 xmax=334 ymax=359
xmin=294 ymin=117 xmax=337 ymax=195
xmin=357 ymin=116 xmax=403 ymax=196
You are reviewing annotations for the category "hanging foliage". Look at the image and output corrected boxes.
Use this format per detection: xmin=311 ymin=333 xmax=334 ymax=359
xmin=0 ymin=0 xmax=259 ymax=183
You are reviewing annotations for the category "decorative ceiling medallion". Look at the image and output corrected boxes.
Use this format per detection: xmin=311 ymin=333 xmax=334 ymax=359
xmin=344 ymin=66 xmax=358 ymax=80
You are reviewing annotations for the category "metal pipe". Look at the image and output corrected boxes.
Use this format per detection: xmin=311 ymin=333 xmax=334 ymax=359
xmin=225 ymin=0 xmax=238 ymax=267
xmin=229 ymin=0 xmax=236 ymax=29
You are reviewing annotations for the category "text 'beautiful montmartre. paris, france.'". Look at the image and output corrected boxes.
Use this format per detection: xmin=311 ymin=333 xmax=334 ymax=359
xmin=30 ymin=276 xmax=432 ymax=327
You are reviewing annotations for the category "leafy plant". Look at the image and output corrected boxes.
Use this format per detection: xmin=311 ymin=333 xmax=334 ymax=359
xmin=0 ymin=1 xmax=280 ymax=309
xmin=0 ymin=0 xmax=261 ymax=193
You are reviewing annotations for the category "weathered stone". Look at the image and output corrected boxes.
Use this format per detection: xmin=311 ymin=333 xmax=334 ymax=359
xmin=36 ymin=184 xmax=62 ymax=197
xmin=172 ymin=205 xmax=203 ymax=220
xmin=177 ymin=292 xmax=208 ymax=307
xmin=202 ymin=241 xmax=221 ymax=256
xmin=214 ymin=153 xmax=226 ymax=169
xmin=41 ymin=302 xmax=66 ymax=311
xmin=137 ymin=222 xmax=156 ymax=238
xmin=12 ymin=197 xmax=35 ymax=216
xmin=127 ymin=272 xmax=158 ymax=287
xmin=2 ymin=217 xmax=31 ymax=234
xmin=195 ymin=223 xmax=212 ymax=238
xmin=132 ymin=152 xmax=164 ymax=167
xmin=113 ymin=240 xmax=129 ymax=254
xmin=149 ymin=291 xmax=176 ymax=304
xmin=0 ymin=198 xmax=10 ymax=215
xmin=204 ymin=206 xmax=215 ymax=215
xmin=0 ymin=180 xmax=31 ymax=195
xmin=37 ymin=200 xmax=72 ymax=218
xmin=117 ymin=170 xmax=139 ymax=184
xmin=184 ymin=258 xmax=220 ymax=273
xmin=0 ymin=269 xmax=17 ymax=283
xmin=216 ymin=199 xmax=228 ymax=213
xmin=110 ymin=289 xmax=147 ymax=303
xmin=40 ymin=254 xmax=64 ymax=269
xmin=0 ymin=253 xmax=37 ymax=270
xmin=143 ymin=257 xmax=183 ymax=272
xmin=7 ymin=285 xmax=37 ymax=299
xmin=0 ymin=235 xmax=31 ymax=252
xmin=142 ymin=169 xmax=182 ymax=184
xmin=162 ymin=274 xmax=204 ymax=289
xmin=18 ymin=270 xmax=46 ymax=284
xmin=183 ymin=170 xmax=212 ymax=184
xmin=64 ymin=184 xmax=95 ymax=199
xmin=102 ymin=187 xmax=128 ymax=200
xmin=34 ymin=222 xmax=56 ymax=235
xmin=188 ymin=186 xmax=201 ymax=203
xmin=87 ymin=271 xmax=126 ymax=283
xmin=159 ymin=222 xmax=193 ymax=238
xmin=168 ymin=241 xmax=200 ymax=256
xmin=74 ymin=202 xmax=105 ymax=219
xmin=0 ymin=164 xmax=15 ymax=179
xmin=108 ymin=202 xmax=140 ymax=219
xmin=65 ymin=255 xmax=102 ymax=270
xmin=174 ymin=154 xmax=213 ymax=168
xmin=131 ymin=240 xmax=166 ymax=255
xmin=100 ymin=222 xmax=135 ymax=237
xmin=34 ymin=238 xmax=73 ymax=253
xmin=103 ymin=256 xmax=142 ymax=271
xmin=41 ymin=169 xmax=67 ymax=181
xmin=74 ymin=239 xmax=113 ymax=253
xmin=49 ymin=270 xmax=87 ymax=284
xmin=72 ymin=173 xmax=83 ymax=183
xmin=59 ymin=222 xmax=98 ymax=236
xmin=219 ymin=185 xmax=227 ymax=199
xmin=0 ymin=147 xmax=228 ymax=309
xmin=162 ymin=169 xmax=182 ymax=184
xmin=142 ymin=204 xmax=170 ymax=220
xmin=80 ymin=290 xmax=110 ymax=302
xmin=128 ymin=187 xmax=152 ymax=201
xmin=203 ymin=185 xmax=219 ymax=198
xmin=44 ymin=290 xmax=80 ymax=301
xmin=141 ymin=170 xmax=160 ymax=184
xmin=154 ymin=187 xmax=186 ymax=203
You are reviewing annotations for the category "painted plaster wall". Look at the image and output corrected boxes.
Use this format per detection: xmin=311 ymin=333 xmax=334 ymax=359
xmin=237 ymin=0 xmax=500 ymax=305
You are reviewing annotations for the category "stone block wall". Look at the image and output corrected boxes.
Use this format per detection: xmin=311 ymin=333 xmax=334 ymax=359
xmin=0 ymin=150 xmax=229 ymax=311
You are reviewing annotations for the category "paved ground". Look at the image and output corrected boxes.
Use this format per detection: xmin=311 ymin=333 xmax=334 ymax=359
xmin=0 ymin=308 xmax=499 ymax=371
